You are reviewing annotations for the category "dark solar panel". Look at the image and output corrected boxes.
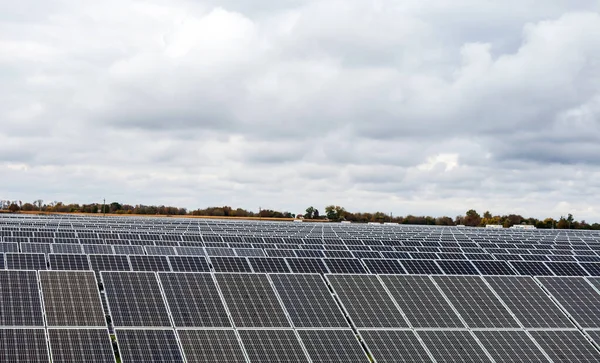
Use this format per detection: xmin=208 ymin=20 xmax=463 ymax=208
xmin=298 ymin=330 xmax=370 ymax=363
xmin=238 ymin=330 xmax=309 ymax=363
xmin=484 ymin=276 xmax=574 ymax=328
xmin=436 ymin=260 xmax=479 ymax=275
xmin=286 ymin=258 xmax=329 ymax=273
xmin=0 ymin=328 xmax=49 ymax=363
xmin=473 ymin=330 xmax=548 ymax=363
xmin=51 ymin=243 xmax=83 ymax=254
xmin=270 ymin=273 xmax=348 ymax=328
xmin=399 ymin=259 xmax=443 ymax=275
xmin=248 ymin=257 xmax=291 ymax=273
xmin=49 ymin=254 xmax=91 ymax=270
xmin=215 ymin=273 xmax=290 ymax=327
xmin=472 ymin=260 xmax=516 ymax=275
xmin=48 ymin=329 xmax=116 ymax=363
xmin=324 ymin=258 xmax=367 ymax=274
xmin=380 ymin=275 xmax=464 ymax=328
xmin=116 ymin=329 xmax=184 ymax=363
xmin=167 ymin=256 xmax=210 ymax=272
xmin=177 ymin=330 xmax=246 ymax=363
xmin=530 ymin=330 xmax=600 ymax=363
xmin=102 ymin=272 xmax=171 ymax=327
xmin=546 ymin=262 xmax=588 ymax=276
xmin=210 ymin=256 xmax=252 ymax=272
xmin=0 ymin=270 xmax=44 ymax=326
xmin=128 ymin=255 xmax=171 ymax=272
xmin=433 ymin=275 xmax=520 ymax=328
xmin=510 ymin=261 xmax=554 ymax=276
xmin=418 ymin=330 xmax=491 ymax=362
xmin=581 ymin=263 xmax=600 ymax=276
xmin=89 ymin=254 xmax=131 ymax=273
xmin=538 ymin=277 xmax=600 ymax=328
xmin=6 ymin=253 xmax=47 ymax=270
xmin=158 ymin=272 xmax=230 ymax=327
xmin=40 ymin=271 xmax=106 ymax=327
xmin=362 ymin=259 xmax=405 ymax=274
xmin=359 ymin=330 xmax=433 ymax=363
xmin=326 ymin=274 xmax=407 ymax=328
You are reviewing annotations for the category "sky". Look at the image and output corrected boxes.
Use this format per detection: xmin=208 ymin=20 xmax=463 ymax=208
xmin=1 ymin=0 xmax=600 ymax=220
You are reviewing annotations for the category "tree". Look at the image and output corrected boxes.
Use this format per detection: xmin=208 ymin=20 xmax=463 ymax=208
xmin=305 ymin=206 xmax=315 ymax=219
xmin=463 ymin=209 xmax=481 ymax=227
xmin=8 ymin=203 xmax=20 ymax=213
xmin=21 ymin=203 xmax=35 ymax=211
xmin=483 ymin=211 xmax=492 ymax=219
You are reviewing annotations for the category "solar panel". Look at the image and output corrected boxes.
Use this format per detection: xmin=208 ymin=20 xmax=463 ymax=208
xmin=6 ymin=253 xmax=47 ymax=270
xmin=432 ymin=275 xmax=520 ymax=328
xmin=158 ymin=272 xmax=230 ymax=327
xmin=205 ymin=247 xmax=235 ymax=256
xmin=116 ymin=329 xmax=184 ymax=363
xmin=248 ymin=257 xmax=290 ymax=273
xmin=48 ymin=329 xmax=115 ymax=363
xmin=234 ymin=248 xmax=265 ymax=257
xmin=363 ymin=259 xmax=405 ymax=274
xmin=238 ymin=329 xmax=309 ymax=363
xmin=436 ymin=260 xmax=479 ymax=275
xmin=324 ymin=258 xmax=367 ymax=274
xmin=0 ymin=242 xmax=18 ymax=253
xmin=112 ymin=245 xmax=145 ymax=255
xmin=530 ymin=330 xmax=600 ymax=363
xmin=21 ymin=242 xmax=51 ymax=254
xmin=83 ymin=244 xmax=114 ymax=255
xmin=167 ymin=256 xmax=210 ymax=272
xmin=546 ymin=262 xmax=589 ymax=276
xmin=399 ymin=259 xmax=443 ymax=274
xmin=177 ymin=329 xmax=246 ymax=363
xmin=51 ymin=243 xmax=83 ymax=254
xmin=0 ymin=328 xmax=49 ymax=363
xmin=128 ymin=255 xmax=171 ymax=272
xmin=210 ymin=256 xmax=252 ymax=272
xmin=418 ymin=330 xmax=491 ymax=362
xmin=270 ymin=273 xmax=348 ymax=327
xmin=473 ymin=330 xmax=549 ymax=363
xmin=49 ymin=254 xmax=91 ymax=270
xmin=537 ymin=277 xmax=600 ymax=328
xmin=174 ymin=246 xmax=205 ymax=256
xmin=40 ymin=271 xmax=106 ymax=327
xmin=472 ymin=260 xmax=516 ymax=275
xmin=0 ymin=270 xmax=44 ymax=326
xmin=510 ymin=261 xmax=554 ymax=276
xmin=298 ymin=330 xmax=370 ymax=363
xmin=89 ymin=254 xmax=131 ymax=273
xmin=102 ymin=272 xmax=171 ymax=327
xmin=326 ymin=274 xmax=407 ymax=328
xmin=145 ymin=246 xmax=176 ymax=256
xmin=380 ymin=275 xmax=464 ymax=328
xmin=359 ymin=330 xmax=432 ymax=363
xmin=580 ymin=263 xmax=600 ymax=276
xmin=286 ymin=258 xmax=329 ymax=273
xmin=484 ymin=276 xmax=574 ymax=328
xmin=215 ymin=273 xmax=290 ymax=327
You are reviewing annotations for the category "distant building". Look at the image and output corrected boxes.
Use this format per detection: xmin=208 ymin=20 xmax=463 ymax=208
xmin=486 ymin=224 xmax=503 ymax=229
xmin=510 ymin=224 xmax=536 ymax=230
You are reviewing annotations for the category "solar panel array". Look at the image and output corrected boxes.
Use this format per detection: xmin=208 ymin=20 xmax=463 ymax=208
xmin=2 ymin=213 xmax=600 ymax=362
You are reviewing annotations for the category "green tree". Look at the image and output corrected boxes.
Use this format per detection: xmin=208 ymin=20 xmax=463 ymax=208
xmin=463 ymin=209 xmax=481 ymax=227
xmin=305 ymin=206 xmax=315 ymax=219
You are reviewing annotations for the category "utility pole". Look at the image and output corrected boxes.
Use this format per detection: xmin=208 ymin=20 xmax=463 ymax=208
xmin=103 ymin=198 xmax=106 ymax=217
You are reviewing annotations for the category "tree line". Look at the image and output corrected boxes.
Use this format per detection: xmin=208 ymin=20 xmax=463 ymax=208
xmin=1 ymin=200 xmax=598 ymax=229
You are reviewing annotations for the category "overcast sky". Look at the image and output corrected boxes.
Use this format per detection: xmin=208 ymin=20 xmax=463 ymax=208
xmin=1 ymin=0 xmax=600 ymax=220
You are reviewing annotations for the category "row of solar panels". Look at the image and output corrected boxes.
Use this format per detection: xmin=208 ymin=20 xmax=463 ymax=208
xmin=3 ymin=252 xmax=600 ymax=276
xmin=3 ymin=271 xmax=600 ymax=362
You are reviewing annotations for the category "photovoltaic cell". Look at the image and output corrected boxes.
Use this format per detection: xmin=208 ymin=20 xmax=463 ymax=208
xmin=51 ymin=244 xmax=83 ymax=254
xmin=298 ymin=330 xmax=370 ymax=363
xmin=380 ymin=275 xmax=464 ymax=328
xmin=128 ymin=255 xmax=171 ymax=272
xmin=158 ymin=272 xmax=230 ymax=327
xmin=418 ymin=330 xmax=491 ymax=363
xmin=472 ymin=260 xmax=516 ymax=275
xmin=0 ymin=270 xmax=44 ymax=326
xmin=270 ymin=273 xmax=348 ymax=328
xmin=360 ymin=330 xmax=433 ymax=363
xmin=433 ymin=275 xmax=520 ymax=328
xmin=286 ymin=258 xmax=329 ymax=274
xmin=40 ymin=271 xmax=106 ymax=327
xmin=21 ymin=243 xmax=51 ymax=254
xmin=436 ymin=260 xmax=479 ymax=275
xmin=545 ymin=262 xmax=588 ymax=276
xmin=177 ymin=330 xmax=246 ymax=363
xmin=238 ymin=329 xmax=309 ymax=363
xmin=216 ymin=273 xmax=290 ymax=327
xmin=116 ymin=329 xmax=184 ymax=363
xmin=167 ymin=256 xmax=210 ymax=272
xmin=210 ymin=257 xmax=252 ymax=273
xmin=326 ymin=274 xmax=407 ymax=328
xmin=49 ymin=254 xmax=90 ymax=270
xmin=89 ymin=254 xmax=131 ymax=273
xmin=484 ymin=276 xmax=574 ymax=328
xmin=399 ymin=259 xmax=443 ymax=275
xmin=112 ymin=245 xmax=145 ymax=255
xmin=510 ymin=261 xmax=554 ymax=276
xmin=530 ymin=330 xmax=600 ymax=363
xmin=324 ymin=258 xmax=367 ymax=274
xmin=473 ymin=330 xmax=549 ymax=363
xmin=48 ymin=329 xmax=115 ymax=363
xmin=102 ymin=272 xmax=171 ymax=327
xmin=363 ymin=259 xmax=405 ymax=274
xmin=248 ymin=257 xmax=290 ymax=273
xmin=6 ymin=253 xmax=47 ymax=270
xmin=0 ymin=328 xmax=49 ymax=363
xmin=537 ymin=277 xmax=600 ymax=328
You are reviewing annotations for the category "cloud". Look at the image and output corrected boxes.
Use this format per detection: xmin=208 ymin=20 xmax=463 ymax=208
xmin=1 ymin=0 xmax=600 ymax=221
